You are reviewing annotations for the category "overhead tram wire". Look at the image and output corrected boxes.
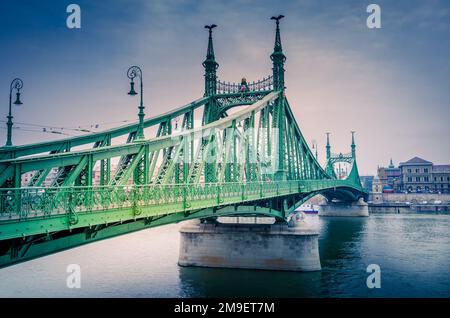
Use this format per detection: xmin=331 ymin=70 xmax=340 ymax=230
xmin=0 ymin=120 xmax=92 ymax=133
xmin=0 ymin=118 xmax=136 ymax=135
xmin=74 ymin=118 xmax=136 ymax=130
xmin=0 ymin=126 xmax=76 ymax=136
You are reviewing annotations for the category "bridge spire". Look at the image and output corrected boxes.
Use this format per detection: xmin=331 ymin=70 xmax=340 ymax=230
xmin=351 ymin=131 xmax=356 ymax=158
xmin=326 ymin=132 xmax=331 ymax=160
xmin=270 ymin=15 xmax=286 ymax=91
xmin=203 ymin=24 xmax=218 ymax=97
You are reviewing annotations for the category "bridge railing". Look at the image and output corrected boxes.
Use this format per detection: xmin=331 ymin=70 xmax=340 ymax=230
xmin=0 ymin=179 xmax=358 ymax=221
xmin=216 ymin=76 xmax=273 ymax=94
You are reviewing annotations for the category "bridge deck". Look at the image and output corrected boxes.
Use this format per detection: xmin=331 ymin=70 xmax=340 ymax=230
xmin=0 ymin=179 xmax=360 ymax=240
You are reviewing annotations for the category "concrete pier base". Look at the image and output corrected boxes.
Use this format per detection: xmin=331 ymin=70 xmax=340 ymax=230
xmin=178 ymin=214 xmax=321 ymax=272
xmin=318 ymin=198 xmax=369 ymax=217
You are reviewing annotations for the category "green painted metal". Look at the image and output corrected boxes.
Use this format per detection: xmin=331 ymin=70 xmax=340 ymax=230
xmin=0 ymin=96 xmax=207 ymax=160
xmin=0 ymin=205 xmax=283 ymax=268
xmin=0 ymin=178 xmax=364 ymax=240
xmin=5 ymin=79 xmax=24 ymax=148
xmin=127 ymin=66 xmax=145 ymax=140
xmin=0 ymin=16 xmax=368 ymax=267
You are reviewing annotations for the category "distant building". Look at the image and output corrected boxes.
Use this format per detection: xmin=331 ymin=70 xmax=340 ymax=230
xmin=371 ymin=176 xmax=383 ymax=203
xmin=21 ymin=168 xmax=59 ymax=187
xmin=399 ymin=157 xmax=433 ymax=193
xmin=21 ymin=172 xmax=35 ymax=186
xmin=377 ymin=159 xmax=401 ymax=192
xmin=93 ymin=168 xmax=101 ymax=185
xmin=372 ymin=176 xmax=382 ymax=193
xmin=359 ymin=175 xmax=374 ymax=192
xmin=373 ymin=156 xmax=450 ymax=194
xmin=432 ymin=165 xmax=450 ymax=194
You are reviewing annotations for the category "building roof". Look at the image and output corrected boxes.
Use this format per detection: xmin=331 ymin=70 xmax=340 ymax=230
xmin=399 ymin=156 xmax=432 ymax=166
xmin=388 ymin=158 xmax=394 ymax=168
xmin=433 ymin=165 xmax=450 ymax=173
xmin=386 ymin=169 xmax=401 ymax=177
xmin=384 ymin=167 xmax=401 ymax=172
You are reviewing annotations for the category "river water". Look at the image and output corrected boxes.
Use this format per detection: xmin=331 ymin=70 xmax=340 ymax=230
xmin=0 ymin=213 xmax=449 ymax=297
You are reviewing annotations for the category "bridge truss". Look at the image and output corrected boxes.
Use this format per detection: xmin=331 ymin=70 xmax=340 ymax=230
xmin=0 ymin=17 xmax=367 ymax=267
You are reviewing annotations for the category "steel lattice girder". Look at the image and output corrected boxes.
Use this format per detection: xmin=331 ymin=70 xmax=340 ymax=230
xmin=0 ymin=97 xmax=207 ymax=160
xmin=0 ymin=91 xmax=274 ymax=162
xmin=0 ymin=92 xmax=279 ymax=182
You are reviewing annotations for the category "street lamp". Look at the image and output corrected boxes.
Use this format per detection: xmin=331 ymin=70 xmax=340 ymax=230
xmin=127 ymin=66 xmax=145 ymax=140
xmin=5 ymin=78 xmax=23 ymax=147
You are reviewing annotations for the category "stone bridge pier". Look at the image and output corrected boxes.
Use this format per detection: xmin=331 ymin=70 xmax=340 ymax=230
xmin=318 ymin=198 xmax=369 ymax=217
xmin=178 ymin=212 xmax=321 ymax=272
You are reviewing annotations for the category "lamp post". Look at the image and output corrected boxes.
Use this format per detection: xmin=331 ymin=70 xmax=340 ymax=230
xmin=5 ymin=78 xmax=23 ymax=147
xmin=127 ymin=66 xmax=145 ymax=140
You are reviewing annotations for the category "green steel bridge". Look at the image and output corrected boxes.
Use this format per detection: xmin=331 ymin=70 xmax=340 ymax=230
xmin=0 ymin=17 xmax=367 ymax=267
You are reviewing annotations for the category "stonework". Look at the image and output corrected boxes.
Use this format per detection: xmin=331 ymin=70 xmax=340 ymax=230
xmin=318 ymin=198 xmax=369 ymax=217
xmin=178 ymin=216 xmax=321 ymax=272
xmin=369 ymin=192 xmax=450 ymax=203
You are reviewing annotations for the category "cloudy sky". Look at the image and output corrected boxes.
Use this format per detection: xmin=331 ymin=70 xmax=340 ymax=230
xmin=0 ymin=0 xmax=449 ymax=174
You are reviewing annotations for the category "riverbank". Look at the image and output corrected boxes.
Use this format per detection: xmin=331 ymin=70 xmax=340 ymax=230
xmin=369 ymin=203 xmax=450 ymax=214
xmin=368 ymin=192 xmax=450 ymax=214
xmin=369 ymin=192 xmax=450 ymax=204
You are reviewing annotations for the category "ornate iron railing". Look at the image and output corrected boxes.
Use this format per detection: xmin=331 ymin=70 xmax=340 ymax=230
xmin=216 ymin=75 xmax=273 ymax=94
xmin=331 ymin=152 xmax=352 ymax=159
xmin=0 ymin=179 xmax=360 ymax=221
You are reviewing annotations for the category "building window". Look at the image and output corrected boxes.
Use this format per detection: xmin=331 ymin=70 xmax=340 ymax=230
xmin=435 ymin=177 xmax=437 ymax=181
xmin=408 ymin=177 xmax=412 ymax=182
xmin=424 ymin=176 xmax=429 ymax=182
xmin=448 ymin=177 xmax=450 ymax=182
xmin=415 ymin=168 xmax=420 ymax=173
xmin=424 ymin=168 xmax=428 ymax=173
xmin=416 ymin=177 xmax=420 ymax=182
xmin=408 ymin=169 xmax=412 ymax=173
xmin=441 ymin=177 xmax=444 ymax=182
